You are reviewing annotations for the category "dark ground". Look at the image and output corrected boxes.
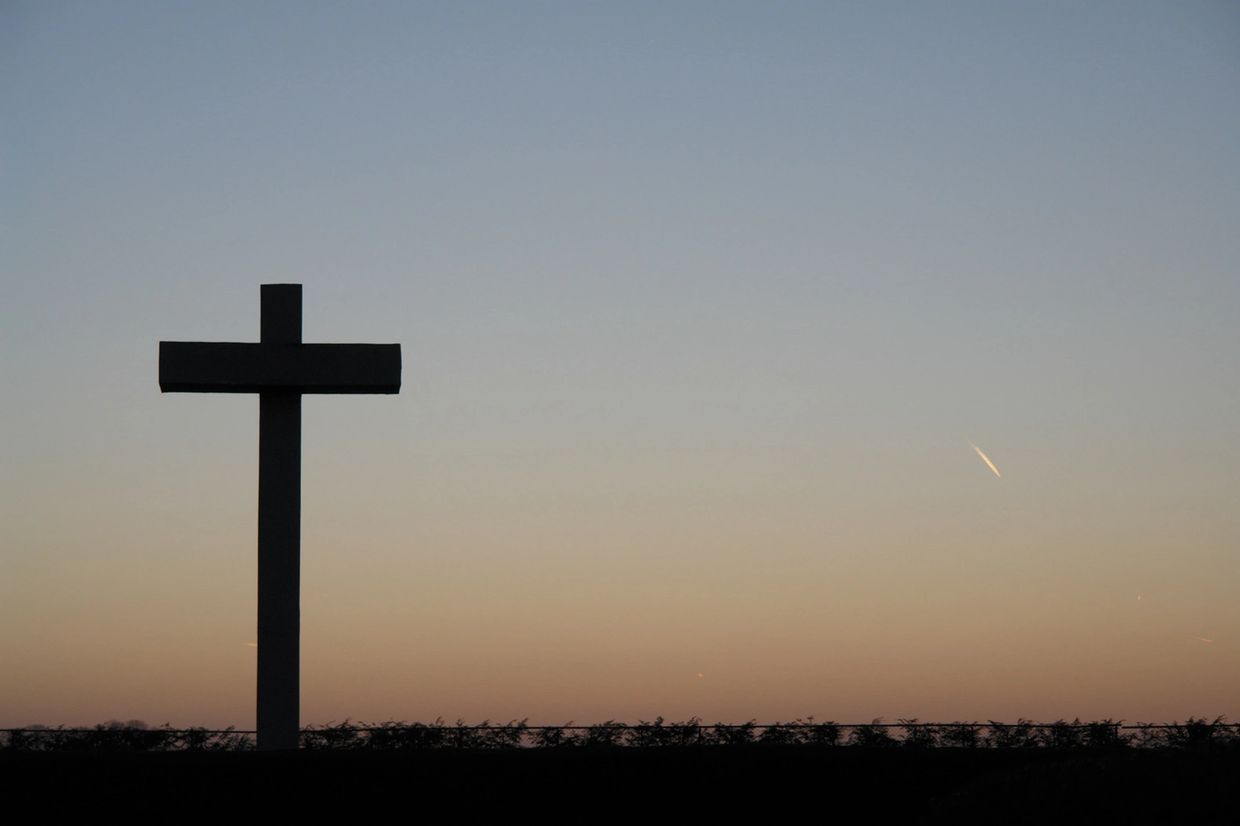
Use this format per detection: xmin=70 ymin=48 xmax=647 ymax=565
xmin=3 ymin=746 xmax=1236 ymax=822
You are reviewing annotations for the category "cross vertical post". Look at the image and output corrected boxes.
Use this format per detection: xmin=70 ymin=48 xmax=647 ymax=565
xmin=257 ymin=284 xmax=302 ymax=751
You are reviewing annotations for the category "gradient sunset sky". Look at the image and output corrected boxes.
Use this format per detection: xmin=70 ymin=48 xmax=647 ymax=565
xmin=3 ymin=2 xmax=1238 ymax=728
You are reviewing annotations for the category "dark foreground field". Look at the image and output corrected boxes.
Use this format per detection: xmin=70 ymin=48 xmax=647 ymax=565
xmin=4 ymin=746 xmax=1236 ymax=822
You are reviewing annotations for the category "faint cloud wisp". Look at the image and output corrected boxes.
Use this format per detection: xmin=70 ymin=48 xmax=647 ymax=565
xmin=969 ymin=442 xmax=1002 ymax=479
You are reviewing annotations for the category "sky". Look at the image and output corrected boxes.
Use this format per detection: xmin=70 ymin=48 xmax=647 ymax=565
xmin=2 ymin=1 xmax=1239 ymax=728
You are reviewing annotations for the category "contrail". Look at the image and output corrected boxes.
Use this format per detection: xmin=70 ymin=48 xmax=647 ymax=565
xmin=970 ymin=442 xmax=1002 ymax=478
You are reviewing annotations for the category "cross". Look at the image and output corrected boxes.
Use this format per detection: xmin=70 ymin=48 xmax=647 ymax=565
xmin=159 ymin=284 xmax=401 ymax=750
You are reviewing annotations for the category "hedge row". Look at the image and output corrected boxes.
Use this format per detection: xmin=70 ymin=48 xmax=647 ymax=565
xmin=4 ymin=717 xmax=1238 ymax=752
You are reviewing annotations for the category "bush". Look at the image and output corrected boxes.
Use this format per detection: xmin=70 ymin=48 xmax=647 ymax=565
xmin=939 ymin=723 xmax=980 ymax=749
xmin=628 ymin=717 xmax=703 ymax=747
xmin=706 ymin=721 xmax=756 ymax=746
xmin=899 ymin=719 xmax=939 ymax=748
xmin=986 ymin=719 xmax=1040 ymax=749
xmin=848 ymin=720 xmax=896 ymax=748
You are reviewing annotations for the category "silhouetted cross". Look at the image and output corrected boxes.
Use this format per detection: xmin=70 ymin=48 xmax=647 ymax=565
xmin=159 ymin=284 xmax=401 ymax=750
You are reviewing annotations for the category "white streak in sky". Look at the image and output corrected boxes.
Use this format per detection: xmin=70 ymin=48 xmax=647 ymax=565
xmin=970 ymin=442 xmax=1002 ymax=478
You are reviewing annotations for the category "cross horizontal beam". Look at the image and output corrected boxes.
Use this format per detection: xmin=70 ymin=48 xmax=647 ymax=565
xmin=159 ymin=342 xmax=401 ymax=394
